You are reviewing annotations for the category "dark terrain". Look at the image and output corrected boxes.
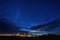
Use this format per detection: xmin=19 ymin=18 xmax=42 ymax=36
xmin=0 ymin=34 xmax=60 ymax=40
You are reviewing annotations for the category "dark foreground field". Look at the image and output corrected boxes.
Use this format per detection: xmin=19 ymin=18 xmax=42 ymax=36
xmin=0 ymin=34 xmax=60 ymax=40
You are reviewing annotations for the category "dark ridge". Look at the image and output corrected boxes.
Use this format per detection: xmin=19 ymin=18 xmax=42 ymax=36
xmin=31 ymin=18 xmax=60 ymax=31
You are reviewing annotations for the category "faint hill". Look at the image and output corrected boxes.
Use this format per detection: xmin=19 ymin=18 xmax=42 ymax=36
xmin=31 ymin=18 xmax=60 ymax=31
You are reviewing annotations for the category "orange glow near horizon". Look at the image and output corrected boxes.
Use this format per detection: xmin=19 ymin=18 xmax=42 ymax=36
xmin=0 ymin=33 xmax=32 ymax=37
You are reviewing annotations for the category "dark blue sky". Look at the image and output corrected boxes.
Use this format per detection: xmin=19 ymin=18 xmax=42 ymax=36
xmin=0 ymin=0 xmax=60 ymax=28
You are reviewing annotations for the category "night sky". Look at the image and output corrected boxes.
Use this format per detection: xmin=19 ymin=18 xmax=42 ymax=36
xmin=0 ymin=0 xmax=60 ymax=34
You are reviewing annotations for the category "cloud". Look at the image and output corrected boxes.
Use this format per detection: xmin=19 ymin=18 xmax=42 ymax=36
xmin=31 ymin=18 xmax=60 ymax=31
xmin=0 ymin=18 xmax=21 ymax=33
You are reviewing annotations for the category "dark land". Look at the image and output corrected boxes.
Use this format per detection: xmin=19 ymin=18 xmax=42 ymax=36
xmin=0 ymin=34 xmax=60 ymax=40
